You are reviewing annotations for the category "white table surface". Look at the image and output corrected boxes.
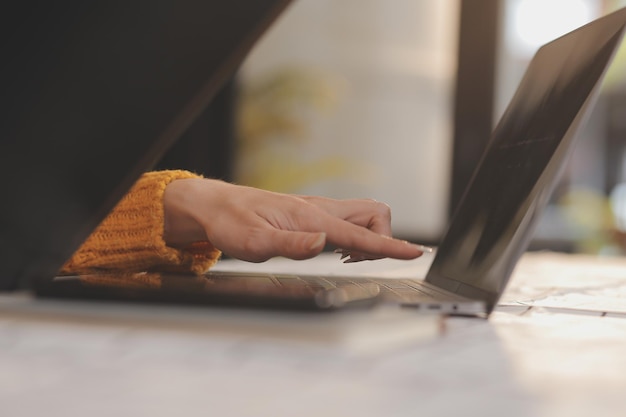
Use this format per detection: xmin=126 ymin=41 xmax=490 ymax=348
xmin=1 ymin=251 xmax=626 ymax=417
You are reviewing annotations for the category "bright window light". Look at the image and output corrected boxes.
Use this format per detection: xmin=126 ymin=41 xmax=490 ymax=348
xmin=508 ymin=0 xmax=598 ymax=56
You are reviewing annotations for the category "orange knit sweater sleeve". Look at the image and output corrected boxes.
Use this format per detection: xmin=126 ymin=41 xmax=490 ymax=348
xmin=60 ymin=170 xmax=221 ymax=275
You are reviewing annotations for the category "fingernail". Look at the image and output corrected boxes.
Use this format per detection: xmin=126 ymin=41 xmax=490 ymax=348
xmin=413 ymin=244 xmax=433 ymax=253
xmin=309 ymin=232 xmax=326 ymax=251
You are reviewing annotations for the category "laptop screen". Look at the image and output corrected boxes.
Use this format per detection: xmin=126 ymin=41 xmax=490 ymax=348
xmin=0 ymin=1 xmax=292 ymax=290
xmin=426 ymin=8 xmax=626 ymax=309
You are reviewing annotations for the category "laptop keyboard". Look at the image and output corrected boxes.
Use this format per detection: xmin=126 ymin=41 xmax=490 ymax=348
xmin=198 ymin=270 xmax=486 ymax=314
xmin=207 ymin=272 xmax=457 ymax=303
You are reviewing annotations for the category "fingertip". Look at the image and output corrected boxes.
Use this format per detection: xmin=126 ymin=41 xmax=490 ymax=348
xmin=386 ymin=240 xmax=429 ymax=260
xmin=413 ymin=244 xmax=433 ymax=253
xmin=406 ymin=242 xmax=433 ymax=259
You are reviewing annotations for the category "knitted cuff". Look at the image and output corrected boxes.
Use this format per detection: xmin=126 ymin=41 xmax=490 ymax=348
xmin=61 ymin=170 xmax=221 ymax=275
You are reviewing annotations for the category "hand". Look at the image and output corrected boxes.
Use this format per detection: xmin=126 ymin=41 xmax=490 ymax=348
xmin=163 ymin=178 xmax=426 ymax=263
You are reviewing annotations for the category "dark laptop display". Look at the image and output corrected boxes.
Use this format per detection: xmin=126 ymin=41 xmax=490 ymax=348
xmin=0 ymin=1 xmax=292 ymax=290
xmin=426 ymin=8 xmax=626 ymax=311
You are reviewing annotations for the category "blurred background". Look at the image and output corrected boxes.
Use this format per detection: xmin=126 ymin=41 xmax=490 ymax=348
xmin=157 ymin=0 xmax=626 ymax=255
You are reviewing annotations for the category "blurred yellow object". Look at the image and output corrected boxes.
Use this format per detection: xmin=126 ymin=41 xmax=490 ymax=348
xmin=603 ymin=0 xmax=626 ymax=89
xmin=559 ymin=187 xmax=615 ymax=253
xmin=237 ymin=151 xmax=367 ymax=193
xmin=602 ymin=40 xmax=626 ymax=89
xmin=235 ymin=66 xmax=370 ymax=193
xmin=238 ymin=67 xmax=340 ymax=151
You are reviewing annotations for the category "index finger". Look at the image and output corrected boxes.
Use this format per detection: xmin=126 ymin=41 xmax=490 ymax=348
xmin=316 ymin=213 xmax=425 ymax=260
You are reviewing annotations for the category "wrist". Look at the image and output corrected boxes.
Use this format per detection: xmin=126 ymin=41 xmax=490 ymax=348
xmin=163 ymin=179 xmax=209 ymax=248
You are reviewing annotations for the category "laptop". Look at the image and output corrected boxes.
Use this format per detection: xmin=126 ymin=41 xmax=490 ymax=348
xmin=2 ymin=4 xmax=626 ymax=317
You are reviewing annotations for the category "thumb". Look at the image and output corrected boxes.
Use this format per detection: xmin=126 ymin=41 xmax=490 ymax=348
xmin=271 ymin=230 xmax=327 ymax=260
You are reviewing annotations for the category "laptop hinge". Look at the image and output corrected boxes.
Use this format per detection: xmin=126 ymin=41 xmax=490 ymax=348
xmin=425 ymin=273 xmax=499 ymax=311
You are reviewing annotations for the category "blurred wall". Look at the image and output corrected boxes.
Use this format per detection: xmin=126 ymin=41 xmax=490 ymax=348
xmin=237 ymin=0 xmax=460 ymax=240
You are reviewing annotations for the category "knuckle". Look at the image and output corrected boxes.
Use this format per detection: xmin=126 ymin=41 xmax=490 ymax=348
xmin=369 ymin=200 xmax=391 ymax=220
